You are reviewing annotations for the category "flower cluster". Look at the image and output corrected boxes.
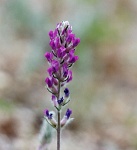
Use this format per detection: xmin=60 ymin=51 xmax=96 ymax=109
xmin=44 ymin=21 xmax=80 ymax=128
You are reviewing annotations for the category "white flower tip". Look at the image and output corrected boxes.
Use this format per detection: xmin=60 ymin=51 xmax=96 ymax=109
xmin=49 ymin=111 xmax=56 ymax=117
xmin=62 ymin=21 xmax=69 ymax=27
xmin=62 ymin=21 xmax=72 ymax=30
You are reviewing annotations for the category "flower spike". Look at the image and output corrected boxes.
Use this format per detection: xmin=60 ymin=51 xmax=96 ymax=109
xmin=42 ymin=21 xmax=80 ymax=150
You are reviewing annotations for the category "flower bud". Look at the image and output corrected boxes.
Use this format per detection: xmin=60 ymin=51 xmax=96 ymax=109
xmin=64 ymin=88 xmax=70 ymax=98
xmin=44 ymin=109 xmax=57 ymax=128
xmin=52 ymin=95 xmax=58 ymax=107
xmin=61 ymin=109 xmax=73 ymax=127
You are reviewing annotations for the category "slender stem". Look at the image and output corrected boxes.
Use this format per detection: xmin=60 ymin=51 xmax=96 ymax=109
xmin=57 ymin=80 xmax=61 ymax=150
xmin=57 ymin=111 xmax=61 ymax=150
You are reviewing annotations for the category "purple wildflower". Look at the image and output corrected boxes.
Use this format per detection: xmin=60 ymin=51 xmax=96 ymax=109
xmin=45 ymin=77 xmax=58 ymax=95
xmin=65 ymin=108 xmax=72 ymax=119
xmin=60 ymin=108 xmax=73 ymax=127
xmin=44 ymin=109 xmax=53 ymax=119
xmin=41 ymin=21 xmax=80 ymax=150
xmin=66 ymin=70 xmax=72 ymax=83
xmin=45 ymin=21 xmax=80 ymax=97
xmin=52 ymin=95 xmax=58 ymax=107
xmin=45 ymin=77 xmax=53 ymax=88
xmin=44 ymin=109 xmax=57 ymax=128
xmin=68 ymin=50 xmax=79 ymax=64
xmin=45 ymin=52 xmax=53 ymax=63
xmin=73 ymin=38 xmax=80 ymax=47
xmin=64 ymin=88 xmax=69 ymax=97
xmin=57 ymin=97 xmax=64 ymax=105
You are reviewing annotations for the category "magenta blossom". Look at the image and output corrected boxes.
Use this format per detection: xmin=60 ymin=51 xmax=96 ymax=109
xmin=43 ymin=21 xmax=80 ymax=150
xmin=45 ymin=21 xmax=80 ymax=101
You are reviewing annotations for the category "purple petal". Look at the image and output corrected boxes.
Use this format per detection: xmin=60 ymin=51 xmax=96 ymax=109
xmin=67 ymin=70 xmax=72 ymax=83
xmin=44 ymin=109 xmax=53 ymax=119
xmin=49 ymin=30 xmax=54 ymax=39
xmin=54 ymin=29 xmax=58 ymax=37
xmin=53 ymin=77 xmax=58 ymax=86
xmin=44 ymin=52 xmax=53 ymax=62
xmin=54 ymin=37 xmax=60 ymax=48
xmin=47 ymin=67 xmax=53 ymax=76
xmin=65 ymin=108 xmax=72 ymax=119
xmin=51 ymin=60 xmax=60 ymax=73
xmin=45 ymin=77 xmax=53 ymax=88
xmin=62 ymin=63 xmax=68 ymax=78
xmin=64 ymin=88 xmax=70 ymax=97
xmin=57 ymin=47 xmax=66 ymax=58
xmin=67 ymin=34 xmax=75 ymax=43
xmin=49 ymin=41 xmax=56 ymax=50
xmin=52 ymin=95 xmax=56 ymax=101
xmin=73 ymin=38 xmax=80 ymax=47
xmin=44 ymin=109 xmax=49 ymax=117
xmin=52 ymin=95 xmax=58 ymax=107
xmin=69 ymin=55 xmax=79 ymax=63
xmin=57 ymin=97 xmax=64 ymax=105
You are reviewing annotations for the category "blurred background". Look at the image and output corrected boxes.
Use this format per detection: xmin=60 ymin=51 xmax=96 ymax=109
xmin=0 ymin=0 xmax=137 ymax=149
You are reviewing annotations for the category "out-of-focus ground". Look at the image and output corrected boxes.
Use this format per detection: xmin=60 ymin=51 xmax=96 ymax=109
xmin=1 ymin=0 xmax=137 ymax=150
